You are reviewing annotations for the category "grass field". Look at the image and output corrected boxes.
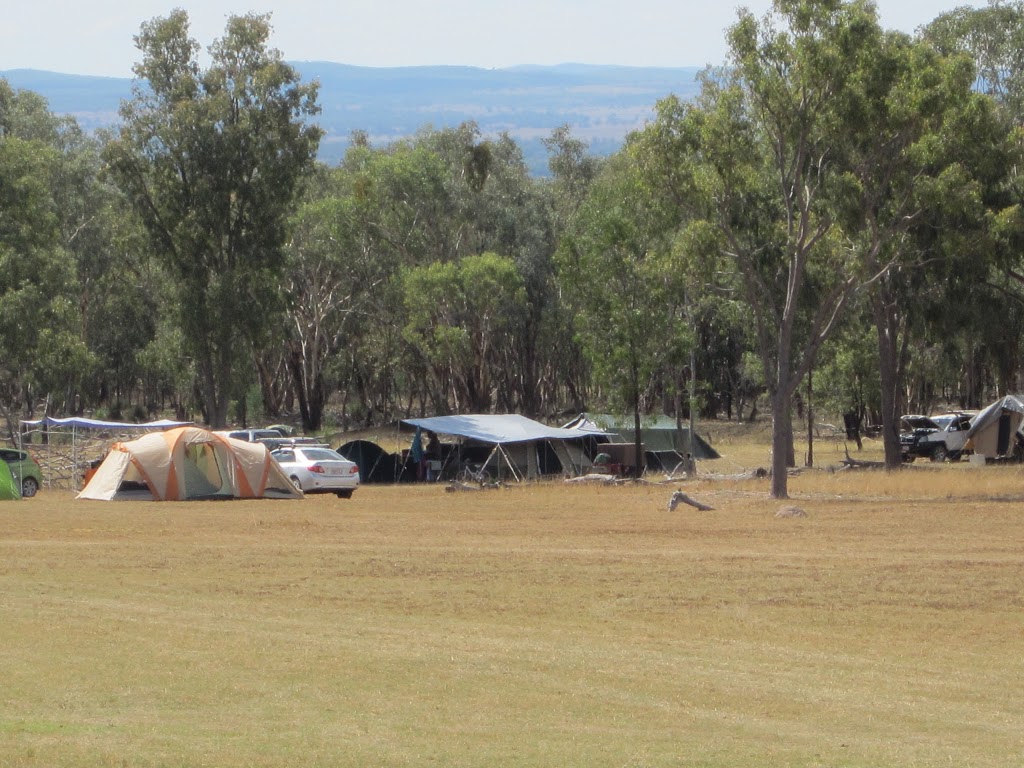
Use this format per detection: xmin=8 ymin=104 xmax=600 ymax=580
xmin=2 ymin=428 xmax=1023 ymax=767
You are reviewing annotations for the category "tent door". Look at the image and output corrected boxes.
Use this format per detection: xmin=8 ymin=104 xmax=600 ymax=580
xmin=997 ymin=413 xmax=1013 ymax=456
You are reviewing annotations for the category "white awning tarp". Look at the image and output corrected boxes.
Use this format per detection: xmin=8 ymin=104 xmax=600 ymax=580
xmin=401 ymin=414 xmax=602 ymax=444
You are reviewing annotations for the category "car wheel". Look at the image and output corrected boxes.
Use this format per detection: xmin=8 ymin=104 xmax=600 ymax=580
xmin=931 ymin=445 xmax=948 ymax=462
xmin=336 ymin=490 xmax=353 ymax=499
xmin=289 ymin=475 xmax=303 ymax=491
xmin=21 ymin=477 xmax=39 ymax=497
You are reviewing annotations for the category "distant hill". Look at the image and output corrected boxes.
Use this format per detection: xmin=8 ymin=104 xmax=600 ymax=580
xmin=1 ymin=63 xmax=702 ymax=175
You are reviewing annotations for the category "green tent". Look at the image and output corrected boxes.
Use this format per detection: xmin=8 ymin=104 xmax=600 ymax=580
xmin=0 ymin=459 xmax=20 ymax=500
xmin=564 ymin=413 xmax=721 ymax=464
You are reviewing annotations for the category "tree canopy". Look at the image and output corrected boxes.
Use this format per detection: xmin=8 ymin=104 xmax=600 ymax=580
xmin=4 ymin=1 xmax=1024 ymax=499
xmin=103 ymin=10 xmax=322 ymax=427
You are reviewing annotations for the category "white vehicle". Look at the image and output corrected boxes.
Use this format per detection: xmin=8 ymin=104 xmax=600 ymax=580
xmin=217 ymin=428 xmax=284 ymax=443
xmin=899 ymin=412 xmax=974 ymax=462
xmin=271 ymin=445 xmax=360 ymax=498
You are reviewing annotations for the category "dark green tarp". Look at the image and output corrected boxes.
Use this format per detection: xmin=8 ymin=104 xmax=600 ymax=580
xmin=563 ymin=413 xmax=721 ymax=461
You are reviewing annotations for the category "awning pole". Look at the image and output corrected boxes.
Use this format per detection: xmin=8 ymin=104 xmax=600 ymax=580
xmin=496 ymin=444 xmax=521 ymax=482
xmin=483 ymin=444 xmax=502 ymax=480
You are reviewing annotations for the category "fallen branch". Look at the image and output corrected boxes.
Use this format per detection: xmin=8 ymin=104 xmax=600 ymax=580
xmin=667 ymin=491 xmax=715 ymax=511
xmin=444 ymin=480 xmax=503 ymax=492
xmin=564 ymin=473 xmax=623 ymax=485
xmin=700 ymin=468 xmax=769 ymax=481
xmin=840 ymin=445 xmax=885 ymax=469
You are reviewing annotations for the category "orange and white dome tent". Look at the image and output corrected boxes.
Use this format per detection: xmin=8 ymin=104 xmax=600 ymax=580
xmin=77 ymin=426 xmax=302 ymax=501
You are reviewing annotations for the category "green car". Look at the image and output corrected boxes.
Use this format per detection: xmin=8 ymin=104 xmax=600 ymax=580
xmin=0 ymin=448 xmax=43 ymax=497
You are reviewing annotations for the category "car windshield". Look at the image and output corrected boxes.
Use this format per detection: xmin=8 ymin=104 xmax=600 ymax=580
xmin=902 ymin=416 xmax=938 ymax=431
xmin=300 ymin=449 xmax=343 ymax=462
xmin=931 ymin=416 xmax=955 ymax=429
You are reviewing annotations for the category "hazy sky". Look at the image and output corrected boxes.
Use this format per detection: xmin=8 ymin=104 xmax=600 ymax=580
xmin=1 ymin=0 xmax=984 ymax=78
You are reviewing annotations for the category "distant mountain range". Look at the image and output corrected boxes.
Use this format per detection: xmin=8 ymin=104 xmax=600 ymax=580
xmin=1 ymin=63 xmax=702 ymax=175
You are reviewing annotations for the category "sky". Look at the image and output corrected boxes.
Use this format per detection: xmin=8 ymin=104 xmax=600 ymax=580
xmin=0 ymin=0 xmax=986 ymax=78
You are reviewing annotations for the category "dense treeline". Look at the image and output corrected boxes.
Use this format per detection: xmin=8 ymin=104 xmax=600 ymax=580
xmin=4 ymin=0 xmax=1024 ymax=497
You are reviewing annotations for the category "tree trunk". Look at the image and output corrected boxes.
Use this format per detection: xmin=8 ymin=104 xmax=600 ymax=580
xmin=633 ymin=396 xmax=645 ymax=479
xmin=806 ymin=368 xmax=813 ymax=468
xmin=287 ymin=349 xmax=312 ymax=432
xmin=631 ymin=361 xmax=645 ymax=478
xmin=254 ymin=354 xmax=286 ymax=420
xmin=872 ymin=290 xmax=904 ymax=469
xmin=198 ymin=357 xmax=230 ymax=429
xmin=770 ymin=384 xmax=791 ymax=499
xmin=770 ymin=326 xmax=796 ymax=498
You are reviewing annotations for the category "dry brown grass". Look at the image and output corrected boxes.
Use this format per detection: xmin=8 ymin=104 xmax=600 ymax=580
xmin=2 ymin=432 xmax=1023 ymax=767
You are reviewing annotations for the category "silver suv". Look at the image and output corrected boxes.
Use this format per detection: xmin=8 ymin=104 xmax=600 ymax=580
xmin=218 ymin=428 xmax=284 ymax=443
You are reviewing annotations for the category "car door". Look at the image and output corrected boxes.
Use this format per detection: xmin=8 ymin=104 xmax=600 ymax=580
xmin=0 ymin=449 xmax=23 ymax=485
xmin=946 ymin=416 xmax=972 ymax=451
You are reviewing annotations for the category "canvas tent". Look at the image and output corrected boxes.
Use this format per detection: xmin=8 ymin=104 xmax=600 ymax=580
xmin=400 ymin=414 xmax=604 ymax=481
xmin=77 ymin=426 xmax=302 ymax=501
xmin=0 ymin=460 xmax=19 ymax=500
xmin=563 ymin=413 xmax=720 ymax=469
xmin=965 ymin=395 xmax=1024 ymax=459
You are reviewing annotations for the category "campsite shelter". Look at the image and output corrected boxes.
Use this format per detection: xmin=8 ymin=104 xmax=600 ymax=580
xmin=19 ymin=416 xmax=192 ymax=489
xmin=77 ymin=426 xmax=302 ymax=501
xmin=400 ymin=414 xmax=604 ymax=481
xmin=337 ymin=439 xmax=417 ymax=484
xmin=0 ymin=460 xmax=19 ymax=500
xmin=563 ymin=413 xmax=720 ymax=470
xmin=965 ymin=395 xmax=1024 ymax=459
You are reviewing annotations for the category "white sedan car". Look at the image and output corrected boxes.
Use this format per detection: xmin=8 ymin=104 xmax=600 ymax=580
xmin=271 ymin=446 xmax=360 ymax=498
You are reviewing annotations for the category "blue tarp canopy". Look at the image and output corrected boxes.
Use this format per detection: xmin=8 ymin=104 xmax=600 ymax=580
xmin=399 ymin=414 xmax=605 ymax=481
xmin=401 ymin=414 xmax=601 ymax=444
xmin=21 ymin=416 xmax=191 ymax=430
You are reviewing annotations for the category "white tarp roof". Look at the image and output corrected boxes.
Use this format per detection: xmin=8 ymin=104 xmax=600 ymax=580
xmin=965 ymin=395 xmax=1024 ymax=439
xmin=22 ymin=416 xmax=191 ymax=430
xmin=401 ymin=414 xmax=602 ymax=444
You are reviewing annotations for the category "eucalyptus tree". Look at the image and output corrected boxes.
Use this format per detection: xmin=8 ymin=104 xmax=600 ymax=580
xmin=0 ymin=81 xmax=92 ymax=430
xmin=409 ymin=126 xmax=561 ymax=415
xmin=468 ymin=133 xmax=564 ymax=415
xmin=540 ymin=126 xmax=604 ymax=414
xmin=923 ymin=1 xmax=1024 ymax=401
xmin=402 ymin=252 xmax=528 ymax=414
xmin=0 ymin=84 xmax=157 ymax=416
xmin=543 ymin=124 xmax=604 ymax=230
xmin=322 ymin=126 xmax=569 ymax=420
xmin=282 ymin=183 xmax=397 ymax=431
xmin=829 ymin=29 xmax=1013 ymax=467
xmin=558 ymin=153 xmax=690 ymax=471
xmin=103 ymin=10 xmax=322 ymax=427
xmin=630 ymin=0 xmax=915 ymax=497
xmin=926 ymin=0 xmax=1024 ymax=122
